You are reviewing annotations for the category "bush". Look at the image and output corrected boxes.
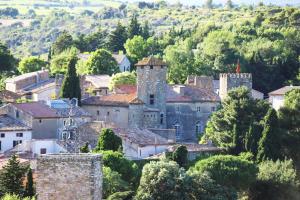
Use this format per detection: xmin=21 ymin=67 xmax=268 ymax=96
xmin=95 ymin=128 xmax=122 ymax=152
xmin=107 ymin=191 xmax=134 ymax=200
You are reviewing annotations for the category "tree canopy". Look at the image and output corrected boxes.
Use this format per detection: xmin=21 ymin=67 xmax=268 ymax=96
xmin=18 ymin=57 xmax=47 ymax=74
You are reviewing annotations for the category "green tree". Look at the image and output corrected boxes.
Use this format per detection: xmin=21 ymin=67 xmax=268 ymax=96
xmin=83 ymin=28 xmax=107 ymax=52
xmin=107 ymin=191 xmax=134 ymax=200
xmin=108 ymin=22 xmax=128 ymax=53
xmin=225 ymin=0 xmax=233 ymax=9
xmin=50 ymin=31 xmax=74 ymax=57
xmin=190 ymin=155 xmax=258 ymax=190
xmin=0 ymin=42 xmax=16 ymax=72
xmin=18 ymin=57 xmax=47 ymax=74
xmin=141 ymin=21 xmax=151 ymax=39
xmin=135 ymin=161 xmax=193 ymax=200
xmin=172 ymin=145 xmax=188 ymax=168
xmin=50 ymin=47 xmax=79 ymax=75
xmin=204 ymin=0 xmax=213 ymax=9
xmin=0 ymin=155 xmax=26 ymax=196
xmin=244 ymin=122 xmax=263 ymax=157
xmin=95 ymin=128 xmax=122 ymax=152
xmin=109 ymin=72 xmax=136 ymax=90
xmin=85 ymin=49 xmax=119 ymax=75
xmin=257 ymin=108 xmax=282 ymax=162
xmin=103 ymin=167 xmax=129 ymax=199
xmin=59 ymin=55 xmax=81 ymax=104
xmin=202 ymin=87 xmax=269 ymax=154
xmin=124 ymin=36 xmax=148 ymax=63
xmin=80 ymin=142 xmax=89 ymax=153
xmin=24 ymin=168 xmax=34 ymax=198
xmin=127 ymin=14 xmax=141 ymax=39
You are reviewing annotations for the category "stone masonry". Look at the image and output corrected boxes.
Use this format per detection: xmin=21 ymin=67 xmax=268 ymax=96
xmin=36 ymin=154 xmax=102 ymax=200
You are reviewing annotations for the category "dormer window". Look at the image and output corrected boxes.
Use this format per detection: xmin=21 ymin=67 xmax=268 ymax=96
xmin=150 ymin=65 xmax=153 ymax=69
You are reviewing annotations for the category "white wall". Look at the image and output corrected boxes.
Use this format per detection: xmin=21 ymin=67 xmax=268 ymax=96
xmin=119 ymin=58 xmax=131 ymax=72
xmin=32 ymin=86 xmax=56 ymax=102
xmin=0 ymin=130 xmax=32 ymax=153
xmin=138 ymin=145 xmax=169 ymax=159
xmin=270 ymin=95 xmax=284 ymax=110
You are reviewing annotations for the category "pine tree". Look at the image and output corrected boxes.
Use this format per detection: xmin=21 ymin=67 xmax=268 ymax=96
xmin=108 ymin=22 xmax=128 ymax=52
xmin=25 ymin=168 xmax=35 ymax=198
xmin=257 ymin=108 xmax=281 ymax=162
xmin=128 ymin=14 xmax=141 ymax=39
xmin=0 ymin=154 xmax=26 ymax=196
xmin=141 ymin=21 xmax=151 ymax=39
xmin=60 ymin=55 xmax=81 ymax=105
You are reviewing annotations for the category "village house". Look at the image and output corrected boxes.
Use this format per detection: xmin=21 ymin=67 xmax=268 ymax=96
xmin=4 ymin=69 xmax=63 ymax=102
xmin=268 ymin=85 xmax=300 ymax=110
xmin=80 ymin=75 xmax=111 ymax=98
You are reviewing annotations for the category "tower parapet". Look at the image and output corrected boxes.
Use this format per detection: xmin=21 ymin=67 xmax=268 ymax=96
xmin=219 ymin=73 xmax=252 ymax=100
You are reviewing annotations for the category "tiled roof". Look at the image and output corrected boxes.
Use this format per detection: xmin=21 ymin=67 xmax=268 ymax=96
xmin=135 ymin=56 xmax=167 ymax=66
xmin=5 ymin=70 xmax=49 ymax=83
xmin=82 ymin=93 xmax=138 ymax=107
xmin=166 ymin=85 xmax=220 ymax=102
xmin=113 ymin=128 xmax=173 ymax=146
xmin=112 ymin=54 xmax=126 ymax=64
xmin=0 ymin=114 xmax=31 ymax=131
xmin=114 ymin=85 xmax=137 ymax=94
xmin=12 ymin=102 xmax=59 ymax=118
xmin=85 ymin=75 xmax=111 ymax=89
xmin=22 ymin=79 xmax=56 ymax=93
xmin=269 ymin=86 xmax=300 ymax=96
xmin=0 ymin=90 xmax=21 ymax=103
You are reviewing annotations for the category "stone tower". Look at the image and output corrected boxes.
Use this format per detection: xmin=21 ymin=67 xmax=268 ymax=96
xmin=135 ymin=56 xmax=167 ymax=128
xmin=219 ymin=73 xmax=252 ymax=100
xmin=36 ymin=154 xmax=102 ymax=200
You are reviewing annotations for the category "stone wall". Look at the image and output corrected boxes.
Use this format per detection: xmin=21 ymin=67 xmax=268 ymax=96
xmin=36 ymin=153 xmax=102 ymax=200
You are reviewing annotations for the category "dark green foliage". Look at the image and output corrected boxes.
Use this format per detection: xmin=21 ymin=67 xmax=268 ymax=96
xmin=257 ymin=108 xmax=282 ymax=162
xmin=74 ymin=28 xmax=107 ymax=52
xmin=100 ymin=151 xmax=140 ymax=188
xmin=24 ymin=168 xmax=35 ymax=198
xmin=18 ymin=56 xmax=47 ymax=74
xmin=107 ymin=191 xmax=134 ymax=200
xmin=245 ymin=122 xmax=263 ymax=157
xmin=172 ymin=145 xmax=188 ymax=168
xmin=141 ymin=21 xmax=151 ymax=39
xmin=59 ymin=55 xmax=81 ymax=104
xmin=0 ymin=7 xmax=19 ymax=17
xmin=0 ymin=42 xmax=16 ymax=72
xmin=202 ymin=87 xmax=270 ymax=154
xmin=127 ymin=15 xmax=141 ymax=39
xmin=50 ymin=31 xmax=74 ymax=57
xmin=85 ymin=49 xmax=119 ymax=75
xmin=108 ymin=22 xmax=128 ymax=53
xmin=191 ymin=155 xmax=258 ymax=190
xmin=95 ymin=128 xmax=122 ymax=152
xmin=0 ymin=155 xmax=26 ymax=196
xmin=80 ymin=142 xmax=89 ymax=153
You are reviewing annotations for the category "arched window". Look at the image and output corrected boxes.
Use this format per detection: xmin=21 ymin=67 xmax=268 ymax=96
xmin=160 ymin=113 xmax=164 ymax=124
xmin=195 ymin=121 xmax=204 ymax=135
xmin=173 ymin=121 xmax=181 ymax=140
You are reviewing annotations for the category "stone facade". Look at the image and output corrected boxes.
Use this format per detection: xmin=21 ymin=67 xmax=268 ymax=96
xmin=219 ymin=73 xmax=252 ymax=100
xmin=36 ymin=154 xmax=102 ymax=200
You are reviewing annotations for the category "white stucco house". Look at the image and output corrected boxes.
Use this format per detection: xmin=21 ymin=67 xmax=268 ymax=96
xmin=269 ymin=86 xmax=300 ymax=110
xmin=112 ymin=54 xmax=131 ymax=72
xmin=0 ymin=114 xmax=32 ymax=153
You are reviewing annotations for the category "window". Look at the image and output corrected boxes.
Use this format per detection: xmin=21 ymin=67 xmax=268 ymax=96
xmin=16 ymin=133 xmax=23 ymax=137
xmin=160 ymin=113 xmax=164 ymax=124
xmin=13 ymin=140 xmax=22 ymax=147
xmin=97 ymin=110 xmax=100 ymax=116
xmin=211 ymin=107 xmax=216 ymax=112
xmin=0 ymin=141 xmax=1 ymax=151
xmin=39 ymin=119 xmax=42 ymax=123
xmin=40 ymin=148 xmax=47 ymax=154
xmin=141 ymin=66 xmax=144 ymax=69
xmin=196 ymin=122 xmax=203 ymax=135
xmin=161 ymin=66 xmax=164 ymax=69
xmin=16 ymin=111 xmax=19 ymax=118
xmin=124 ymin=66 xmax=126 ymax=71
xmin=173 ymin=122 xmax=180 ymax=140
xmin=150 ymin=94 xmax=155 ymax=105
xmin=99 ymin=89 xmax=102 ymax=93
xmin=0 ymin=133 xmax=5 ymax=138
xmin=150 ymin=65 xmax=153 ymax=69
xmin=107 ymin=111 xmax=110 ymax=116
xmin=196 ymin=107 xmax=201 ymax=112
xmin=176 ymin=106 xmax=180 ymax=112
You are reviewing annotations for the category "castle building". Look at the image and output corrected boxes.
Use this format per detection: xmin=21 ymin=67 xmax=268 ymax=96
xmin=82 ymin=57 xmax=220 ymax=142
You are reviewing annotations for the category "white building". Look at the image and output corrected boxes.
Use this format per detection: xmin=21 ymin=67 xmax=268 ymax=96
xmin=112 ymin=54 xmax=131 ymax=72
xmin=269 ymin=86 xmax=300 ymax=110
xmin=0 ymin=114 xmax=32 ymax=153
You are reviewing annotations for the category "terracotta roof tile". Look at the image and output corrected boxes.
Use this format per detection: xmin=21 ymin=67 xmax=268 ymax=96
xmin=114 ymin=85 xmax=137 ymax=94
xmin=135 ymin=56 xmax=167 ymax=66
xmin=12 ymin=102 xmax=59 ymax=118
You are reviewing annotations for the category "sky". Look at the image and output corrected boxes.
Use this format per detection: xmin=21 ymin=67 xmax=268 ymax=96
xmin=123 ymin=0 xmax=300 ymax=6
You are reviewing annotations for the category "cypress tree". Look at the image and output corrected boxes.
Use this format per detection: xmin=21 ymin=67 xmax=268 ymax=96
xmin=25 ymin=168 xmax=35 ymax=198
xmin=245 ymin=122 xmax=263 ymax=157
xmin=0 ymin=154 xmax=26 ymax=196
xmin=60 ymin=55 xmax=81 ymax=105
xmin=128 ymin=14 xmax=141 ymax=39
xmin=108 ymin=22 xmax=128 ymax=53
xmin=141 ymin=21 xmax=151 ymax=39
xmin=257 ymin=108 xmax=281 ymax=162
